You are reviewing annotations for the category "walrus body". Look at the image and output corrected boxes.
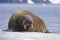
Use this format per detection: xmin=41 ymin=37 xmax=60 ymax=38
xmin=8 ymin=10 xmax=49 ymax=33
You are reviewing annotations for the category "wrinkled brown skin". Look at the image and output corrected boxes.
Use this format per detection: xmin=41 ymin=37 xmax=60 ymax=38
xmin=8 ymin=10 xmax=49 ymax=33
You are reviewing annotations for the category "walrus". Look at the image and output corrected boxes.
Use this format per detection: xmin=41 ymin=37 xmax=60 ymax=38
xmin=8 ymin=10 xmax=49 ymax=33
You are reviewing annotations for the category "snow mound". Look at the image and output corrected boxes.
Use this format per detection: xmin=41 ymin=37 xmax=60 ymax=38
xmin=0 ymin=31 xmax=60 ymax=40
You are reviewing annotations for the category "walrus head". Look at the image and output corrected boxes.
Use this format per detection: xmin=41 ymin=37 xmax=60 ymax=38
xmin=17 ymin=15 xmax=34 ymax=30
xmin=22 ymin=15 xmax=34 ymax=29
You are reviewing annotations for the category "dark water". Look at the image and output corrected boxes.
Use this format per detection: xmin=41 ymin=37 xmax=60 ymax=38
xmin=0 ymin=3 xmax=60 ymax=33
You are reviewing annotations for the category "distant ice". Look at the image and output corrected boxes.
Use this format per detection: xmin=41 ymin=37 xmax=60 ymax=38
xmin=27 ymin=0 xmax=34 ymax=4
xmin=49 ymin=0 xmax=60 ymax=4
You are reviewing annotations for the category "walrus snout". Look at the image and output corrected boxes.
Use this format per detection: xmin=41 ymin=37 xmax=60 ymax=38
xmin=23 ymin=15 xmax=34 ymax=29
xmin=23 ymin=19 xmax=33 ymax=25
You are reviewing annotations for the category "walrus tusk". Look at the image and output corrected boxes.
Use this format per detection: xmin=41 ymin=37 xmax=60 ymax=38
xmin=24 ymin=26 xmax=26 ymax=29
xmin=31 ymin=25 xmax=33 ymax=28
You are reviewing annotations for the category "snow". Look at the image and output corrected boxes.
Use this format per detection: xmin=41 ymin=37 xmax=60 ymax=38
xmin=0 ymin=31 xmax=60 ymax=40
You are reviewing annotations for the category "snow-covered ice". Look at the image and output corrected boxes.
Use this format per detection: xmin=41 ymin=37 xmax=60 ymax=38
xmin=0 ymin=31 xmax=60 ymax=40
